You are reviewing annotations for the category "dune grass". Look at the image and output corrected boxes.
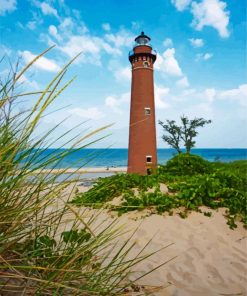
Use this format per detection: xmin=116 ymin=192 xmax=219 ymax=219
xmin=0 ymin=49 xmax=162 ymax=295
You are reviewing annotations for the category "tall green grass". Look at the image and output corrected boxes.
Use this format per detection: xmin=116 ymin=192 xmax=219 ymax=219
xmin=0 ymin=49 xmax=160 ymax=295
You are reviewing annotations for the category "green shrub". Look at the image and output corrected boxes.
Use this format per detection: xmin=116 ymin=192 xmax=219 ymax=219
xmin=117 ymin=188 xmax=178 ymax=215
xmin=165 ymin=153 xmax=212 ymax=175
xmin=73 ymin=173 xmax=158 ymax=205
xmin=169 ymin=172 xmax=247 ymax=228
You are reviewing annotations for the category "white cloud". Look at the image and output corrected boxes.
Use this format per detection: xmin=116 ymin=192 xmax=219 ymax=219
xmin=105 ymin=93 xmax=129 ymax=113
xmin=27 ymin=21 xmax=37 ymax=30
xmin=189 ymin=38 xmax=204 ymax=47
xmin=20 ymin=50 xmax=61 ymax=72
xmin=108 ymin=60 xmax=131 ymax=82
xmin=49 ymin=25 xmax=62 ymax=41
xmin=115 ymin=67 xmax=131 ymax=81
xmin=68 ymin=107 xmax=104 ymax=120
xmin=57 ymin=36 xmax=100 ymax=65
xmin=100 ymin=41 xmax=122 ymax=55
xmin=155 ymin=48 xmax=183 ymax=76
xmin=196 ymin=52 xmax=213 ymax=61
xmin=59 ymin=17 xmax=74 ymax=32
xmin=176 ymin=76 xmax=190 ymax=87
xmin=171 ymin=0 xmax=191 ymax=11
xmin=219 ymin=84 xmax=247 ymax=107
xmin=40 ymin=15 xmax=123 ymax=66
xmin=102 ymin=23 xmax=111 ymax=31
xmin=163 ymin=38 xmax=173 ymax=47
xmin=204 ymin=53 xmax=213 ymax=60
xmin=155 ymin=85 xmax=170 ymax=109
xmin=58 ymin=17 xmax=88 ymax=35
xmin=25 ymin=11 xmax=43 ymax=30
xmin=0 ymin=0 xmax=16 ymax=15
xmin=57 ymin=35 xmax=121 ymax=66
xmin=191 ymin=0 xmax=230 ymax=38
xmin=40 ymin=2 xmax=58 ymax=18
xmin=182 ymin=88 xmax=196 ymax=96
xmin=105 ymin=29 xmax=134 ymax=48
xmin=57 ymin=35 xmax=120 ymax=66
xmin=41 ymin=15 xmax=127 ymax=67
xmin=172 ymin=85 xmax=247 ymax=109
xmin=204 ymin=88 xmax=216 ymax=103
xmin=49 ymin=25 xmax=57 ymax=36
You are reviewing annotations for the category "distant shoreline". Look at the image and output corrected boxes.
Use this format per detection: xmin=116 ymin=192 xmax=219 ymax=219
xmin=19 ymin=148 xmax=247 ymax=170
xmin=27 ymin=167 xmax=127 ymax=175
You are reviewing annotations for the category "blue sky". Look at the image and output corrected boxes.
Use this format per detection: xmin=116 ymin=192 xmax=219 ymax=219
xmin=0 ymin=0 xmax=246 ymax=148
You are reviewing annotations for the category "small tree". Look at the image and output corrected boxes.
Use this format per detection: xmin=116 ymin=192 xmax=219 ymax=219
xmin=158 ymin=116 xmax=211 ymax=154
xmin=158 ymin=120 xmax=182 ymax=154
xmin=180 ymin=116 xmax=211 ymax=153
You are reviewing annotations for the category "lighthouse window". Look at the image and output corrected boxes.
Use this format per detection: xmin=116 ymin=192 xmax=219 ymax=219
xmin=146 ymin=156 xmax=152 ymax=163
xmin=144 ymin=107 xmax=151 ymax=115
xmin=143 ymin=61 xmax=149 ymax=67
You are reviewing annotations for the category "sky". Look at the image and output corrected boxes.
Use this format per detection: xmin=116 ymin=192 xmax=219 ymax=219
xmin=0 ymin=0 xmax=246 ymax=148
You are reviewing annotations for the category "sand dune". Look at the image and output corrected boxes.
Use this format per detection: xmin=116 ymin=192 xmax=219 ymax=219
xmin=65 ymin=184 xmax=247 ymax=295
xmin=117 ymin=209 xmax=247 ymax=295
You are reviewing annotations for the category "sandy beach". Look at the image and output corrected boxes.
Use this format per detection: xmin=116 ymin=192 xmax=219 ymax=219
xmin=28 ymin=167 xmax=127 ymax=174
xmin=72 ymin=183 xmax=247 ymax=296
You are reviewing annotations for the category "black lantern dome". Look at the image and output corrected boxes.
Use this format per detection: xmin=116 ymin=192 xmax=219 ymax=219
xmin=129 ymin=31 xmax=156 ymax=63
xmin=134 ymin=31 xmax=151 ymax=46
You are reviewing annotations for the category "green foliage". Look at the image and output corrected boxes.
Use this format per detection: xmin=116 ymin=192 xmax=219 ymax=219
xmin=169 ymin=171 xmax=246 ymax=226
xmin=158 ymin=119 xmax=182 ymax=154
xmin=178 ymin=211 xmax=188 ymax=219
xmin=118 ymin=189 xmax=178 ymax=215
xmin=73 ymin=154 xmax=247 ymax=229
xmin=62 ymin=229 xmax=91 ymax=244
xmin=180 ymin=116 xmax=211 ymax=153
xmin=72 ymin=173 xmax=157 ymax=205
xmin=0 ymin=51 xmax=156 ymax=295
xmin=203 ymin=211 xmax=212 ymax=217
xmin=165 ymin=153 xmax=212 ymax=175
xmin=25 ymin=235 xmax=57 ymax=266
xmin=159 ymin=115 xmax=211 ymax=153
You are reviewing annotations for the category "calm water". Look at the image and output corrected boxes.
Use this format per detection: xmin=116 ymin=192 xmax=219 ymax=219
xmin=24 ymin=148 xmax=247 ymax=169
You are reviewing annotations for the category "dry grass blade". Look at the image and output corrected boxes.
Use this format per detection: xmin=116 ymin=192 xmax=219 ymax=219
xmin=0 ymin=48 xmax=168 ymax=295
xmin=14 ymin=46 xmax=55 ymax=83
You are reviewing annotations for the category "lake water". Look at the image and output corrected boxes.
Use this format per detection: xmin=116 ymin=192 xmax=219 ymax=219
xmin=24 ymin=148 xmax=246 ymax=181
xmin=27 ymin=148 xmax=247 ymax=168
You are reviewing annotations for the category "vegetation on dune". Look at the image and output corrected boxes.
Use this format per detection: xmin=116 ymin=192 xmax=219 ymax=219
xmin=73 ymin=155 xmax=247 ymax=229
xmin=0 ymin=50 xmax=161 ymax=295
xmin=160 ymin=153 xmax=212 ymax=175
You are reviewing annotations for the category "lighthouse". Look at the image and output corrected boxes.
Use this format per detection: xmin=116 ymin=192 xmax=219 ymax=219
xmin=127 ymin=32 xmax=157 ymax=175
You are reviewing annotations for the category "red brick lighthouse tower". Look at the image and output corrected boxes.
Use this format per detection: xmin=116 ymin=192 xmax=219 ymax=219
xmin=128 ymin=32 xmax=157 ymax=175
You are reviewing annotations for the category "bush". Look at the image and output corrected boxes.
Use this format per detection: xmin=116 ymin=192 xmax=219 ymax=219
xmin=168 ymin=171 xmax=247 ymax=228
xmin=73 ymin=173 xmax=158 ymax=205
xmin=165 ymin=153 xmax=212 ymax=175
